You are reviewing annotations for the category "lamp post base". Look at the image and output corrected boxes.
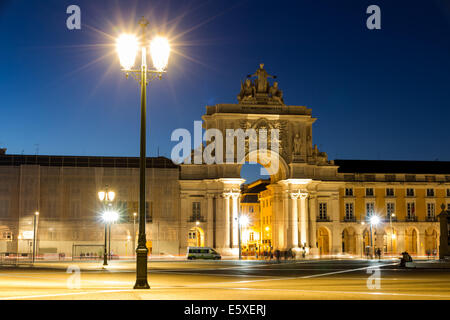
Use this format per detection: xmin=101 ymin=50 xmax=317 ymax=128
xmin=133 ymin=280 xmax=150 ymax=289
xmin=134 ymin=246 xmax=150 ymax=289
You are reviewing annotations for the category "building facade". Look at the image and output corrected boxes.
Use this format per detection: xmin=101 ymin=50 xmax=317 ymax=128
xmin=0 ymin=65 xmax=449 ymax=258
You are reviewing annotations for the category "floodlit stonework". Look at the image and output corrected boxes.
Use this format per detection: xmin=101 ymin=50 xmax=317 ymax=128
xmin=0 ymin=66 xmax=449 ymax=259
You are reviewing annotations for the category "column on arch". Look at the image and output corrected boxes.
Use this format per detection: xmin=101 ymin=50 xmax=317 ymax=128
xmin=290 ymin=191 xmax=300 ymax=248
xmin=309 ymin=194 xmax=318 ymax=254
xmin=299 ymin=192 xmax=309 ymax=248
xmin=206 ymin=194 xmax=214 ymax=247
xmin=223 ymin=193 xmax=231 ymax=248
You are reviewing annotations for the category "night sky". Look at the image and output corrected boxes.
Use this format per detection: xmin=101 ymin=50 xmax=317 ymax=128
xmin=0 ymin=0 xmax=449 ymax=182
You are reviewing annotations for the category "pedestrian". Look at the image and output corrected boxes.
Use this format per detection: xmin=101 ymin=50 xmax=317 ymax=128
xmin=275 ymin=249 xmax=281 ymax=263
xmin=376 ymin=248 xmax=381 ymax=260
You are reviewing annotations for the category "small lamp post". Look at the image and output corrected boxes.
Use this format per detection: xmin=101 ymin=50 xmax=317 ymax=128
xmin=238 ymin=215 xmax=249 ymax=260
xmin=390 ymin=213 xmax=396 ymax=255
xmin=102 ymin=210 xmax=119 ymax=263
xmin=369 ymin=215 xmax=380 ymax=259
xmin=98 ymin=188 xmax=116 ymax=265
xmin=32 ymin=211 xmax=39 ymax=263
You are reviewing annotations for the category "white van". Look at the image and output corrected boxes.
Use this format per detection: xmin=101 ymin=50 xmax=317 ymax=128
xmin=186 ymin=247 xmax=221 ymax=260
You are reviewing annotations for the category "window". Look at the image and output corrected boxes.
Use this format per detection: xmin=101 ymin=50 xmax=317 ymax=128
xmin=192 ymin=202 xmax=201 ymax=215
xmin=2 ymin=232 xmax=12 ymax=240
xmin=318 ymin=203 xmax=327 ymax=220
xmin=249 ymin=206 xmax=254 ymax=213
xmin=366 ymin=202 xmax=375 ymax=217
xmin=188 ymin=232 xmax=196 ymax=239
xmin=70 ymin=201 xmax=80 ymax=219
xmin=406 ymin=188 xmax=414 ymax=197
xmin=249 ymin=232 xmax=254 ymax=241
xmin=345 ymin=188 xmax=353 ymax=196
xmin=0 ymin=199 xmax=10 ymax=217
xmin=426 ymin=188 xmax=435 ymax=197
xmin=145 ymin=202 xmax=152 ymax=222
xmin=366 ymin=188 xmax=374 ymax=196
xmin=385 ymin=175 xmax=396 ymax=182
xmin=447 ymin=189 xmax=450 ymax=197
xmin=365 ymin=175 xmax=375 ymax=181
xmin=387 ymin=203 xmax=395 ymax=218
xmin=405 ymin=175 xmax=416 ymax=182
xmin=407 ymin=202 xmax=415 ymax=219
xmin=448 ymin=203 xmax=450 ymax=212
xmin=425 ymin=176 xmax=436 ymax=182
xmin=427 ymin=203 xmax=435 ymax=218
xmin=386 ymin=188 xmax=394 ymax=197
xmin=345 ymin=203 xmax=354 ymax=220
xmin=344 ymin=174 xmax=355 ymax=181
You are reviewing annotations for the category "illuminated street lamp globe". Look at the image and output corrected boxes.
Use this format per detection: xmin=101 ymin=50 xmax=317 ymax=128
xmin=116 ymin=33 xmax=170 ymax=72
xmin=98 ymin=190 xmax=115 ymax=202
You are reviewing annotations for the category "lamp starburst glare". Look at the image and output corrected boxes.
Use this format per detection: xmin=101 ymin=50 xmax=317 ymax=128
xmin=239 ymin=215 xmax=249 ymax=227
xmin=150 ymin=36 xmax=170 ymax=71
xmin=102 ymin=210 xmax=119 ymax=223
xmin=116 ymin=34 xmax=139 ymax=70
xmin=370 ymin=215 xmax=380 ymax=226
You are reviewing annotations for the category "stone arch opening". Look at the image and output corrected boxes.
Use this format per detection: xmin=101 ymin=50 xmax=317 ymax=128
xmin=424 ymin=227 xmax=438 ymax=256
xmin=362 ymin=229 xmax=371 ymax=257
xmin=240 ymin=149 xmax=289 ymax=184
xmin=187 ymin=227 xmax=205 ymax=247
xmin=317 ymin=227 xmax=331 ymax=255
xmin=384 ymin=226 xmax=397 ymax=255
xmin=342 ymin=227 xmax=357 ymax=254
xmin=405 ymin=227 xmax=419 ymax=254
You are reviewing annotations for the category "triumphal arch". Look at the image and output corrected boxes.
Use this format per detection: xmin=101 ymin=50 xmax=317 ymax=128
xmin=179 ymin=64 xmax=340 ymax=255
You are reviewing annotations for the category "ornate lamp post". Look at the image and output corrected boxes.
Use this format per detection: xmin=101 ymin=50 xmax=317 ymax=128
xmin=98 ymin=188 xmax=116 ymax=265
xmin=32 ymin=211 xmax=39 ymax=263
xmin=390 ymin=213 xmax=396 ymax=255
xmin=369 ymin=215 xmax=380 ymax=259
xmin=115 ymin=17 xmax=170 ymax=289
xmin=238 ymin=215 xmax=249 ymax=260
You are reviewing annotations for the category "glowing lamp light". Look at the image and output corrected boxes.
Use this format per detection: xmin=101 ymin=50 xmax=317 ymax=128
xmin=98 ymin=191 xmax=106 ymax=201
xmin=370 ymin=215 xmax=380 ymax=226
xmin=107 ymin=191 xmax=116 ymax=202
xmin=392 ymin=234 xmax=396 ymax=239
xmin=35 ymin=211 xmax=39 ymax=216
xmin=265 ymin=226 xmax=270 ymax=231
xmin=239 ymin=215 xmax=249 ymax=227
xmin=116 ymin=34 xmax=139 ymax=70
xmin=150 ymin=36 xmax=170 ymax=71
xmin=102 ymin=210 xmax=119 ymax=223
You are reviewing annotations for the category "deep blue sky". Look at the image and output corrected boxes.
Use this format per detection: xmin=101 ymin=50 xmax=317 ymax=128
xmin=1 ymin=0 xmax=449 ymax=182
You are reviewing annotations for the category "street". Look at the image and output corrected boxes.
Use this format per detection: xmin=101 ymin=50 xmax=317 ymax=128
xmin=0 ymin=259 xmax=449 ymax=300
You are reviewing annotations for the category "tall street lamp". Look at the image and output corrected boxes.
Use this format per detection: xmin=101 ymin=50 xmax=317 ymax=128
xmin=369 ymin=215 xmax=380 ymax=259
xmin=133 ymin=212 xmax=137 ymax=254
xmin=32 ymin=211 xmax=39 ymax=263
xmin=98 ymin=188 xmax=116 ymax=265
xmin=115 ymin=17 xmax=170 ymax=289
